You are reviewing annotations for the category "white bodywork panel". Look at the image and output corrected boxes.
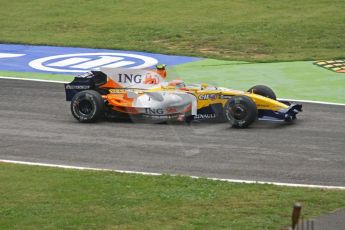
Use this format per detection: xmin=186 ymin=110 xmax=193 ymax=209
xmin=101 ymin=67 xmax=197 ymax=116
xmin=101 ymin=67 xmax=166 ymax=89
xmin=133 ymin=91 xmax=197 ymax=115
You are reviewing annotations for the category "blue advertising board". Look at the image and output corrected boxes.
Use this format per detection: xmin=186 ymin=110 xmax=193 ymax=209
xmin=0 ymin=44 xmax=202 ymax=74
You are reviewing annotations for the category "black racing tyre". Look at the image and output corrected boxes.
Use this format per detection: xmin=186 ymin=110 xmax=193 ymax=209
xmin=247 ymin=85 xmax=276 ymax=100
xmin=224 ymin=96 xmax=258 ymax=128
xmin=71 ymin=90 xmax=104 ymax=123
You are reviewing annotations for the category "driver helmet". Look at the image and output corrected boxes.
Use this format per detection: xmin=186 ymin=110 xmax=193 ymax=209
xmin=155 ymin=64 xmax=167 ymax=78
xmin=156 ymin=64 xmax=166 ymax=70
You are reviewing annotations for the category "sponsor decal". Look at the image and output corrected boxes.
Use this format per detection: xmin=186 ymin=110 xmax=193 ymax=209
xmin=194 ymin=113 xmax=216 ymax=119
xmin=143 ymin=73 xmax=160 ymax=84
xmin=77 ymin=72 xmax=94 ymax=78
xmin=0 ymin=53 xmax=25 ymax=58
xmin=117 ymin=72 xmax=160 ymax=85
xmin=118 ymin=73 xmax=142 ymax=84
xmin=220 ymin=95 xmax=232 ymax=99
xmin=109 ymin=89 xmax=125 ymax=94
xmin=143 ymin=114 xmax=179 ymax=120
xmin=145 ymin=108 xmax=164 ymax=115
xmin=109 ymin=89 xmax=144 ymax=94
xmin=125 ymin=107 xmax=137 ymax=113
xmin=29 ymin=53 xmax=158 ymax=73
xmin=166 ymin=107 xmax=178 ymax=113
xmin=198 ymin=94 xmax=217 ymax=100
xmin=0 ymin=44 xmax=202 ymax=74
xmin=65 ymin=85 xmax=90 ymax=90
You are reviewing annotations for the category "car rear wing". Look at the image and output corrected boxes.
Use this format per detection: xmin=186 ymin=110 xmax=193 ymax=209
xmin=64 ymin=71 xmax=107 ymax=101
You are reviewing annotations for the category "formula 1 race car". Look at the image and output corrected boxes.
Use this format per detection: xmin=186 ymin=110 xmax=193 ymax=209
xmin=64 ymin=66 xmax=302 ymax=128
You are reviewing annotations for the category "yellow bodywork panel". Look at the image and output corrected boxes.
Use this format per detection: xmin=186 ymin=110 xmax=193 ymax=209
xmin=245 ymin=93 xmax=289 ymax=111
xmin=191 ymin=90 xmax=289 ymax=111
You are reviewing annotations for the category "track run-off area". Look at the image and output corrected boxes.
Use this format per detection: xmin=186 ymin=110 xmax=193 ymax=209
xmin=1 ymin=78 xmax=344 ymax=188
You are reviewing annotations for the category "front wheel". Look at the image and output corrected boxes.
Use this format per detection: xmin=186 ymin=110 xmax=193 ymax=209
xmin=224 ymin=96 xmax=257 ymax=128
xmin=71 ymin=90 xmax=104 ymax=123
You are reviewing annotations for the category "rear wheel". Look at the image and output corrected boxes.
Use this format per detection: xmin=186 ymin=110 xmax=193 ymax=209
xmin=224 ymin=96 xmax=257 ymax=128
xmin=247 ymin=85 xmax=276 ymax=100
xmin=71 ymin=90 xmax=104 ymax=122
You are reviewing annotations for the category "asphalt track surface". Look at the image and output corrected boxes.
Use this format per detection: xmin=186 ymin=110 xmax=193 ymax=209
xmin=1 ymin=78 xmax=344 ymax=186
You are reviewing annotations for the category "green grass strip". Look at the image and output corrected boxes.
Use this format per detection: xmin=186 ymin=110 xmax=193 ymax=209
xmin=1 ymin=163 xmax=345 ymax=229
xmin=0 ymin=70 xmax=74 ymax=82
xmin=174 ymin=59 xmax=345 ymax=103
xmin=0 ymin=0 xmax=344 ymax=62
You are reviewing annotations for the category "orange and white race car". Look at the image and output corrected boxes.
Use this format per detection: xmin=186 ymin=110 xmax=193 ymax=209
xmin=65 ymin=65 xmax=302 ymax=128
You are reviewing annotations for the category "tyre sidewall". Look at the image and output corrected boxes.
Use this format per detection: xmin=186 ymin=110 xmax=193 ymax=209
xmin=224 ymin=96 xmax=257 ymax=128
xmin=71 ymin=91 xmax=103 ymax=122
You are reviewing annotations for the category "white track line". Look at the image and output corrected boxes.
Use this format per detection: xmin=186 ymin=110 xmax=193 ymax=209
xmin=1 ymin=159 xmax=345 ymax=190
xmin=0 ymin=76 xmax=69 ymax=83
xmin=1 ymin=75 xmax=344 ymax=106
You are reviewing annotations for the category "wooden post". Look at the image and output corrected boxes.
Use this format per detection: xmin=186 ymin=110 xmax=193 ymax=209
xmin=292 ymin=202 xmax=302 ymax=229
